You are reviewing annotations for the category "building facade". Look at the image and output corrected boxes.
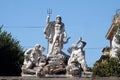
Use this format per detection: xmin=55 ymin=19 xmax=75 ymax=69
xmin=106 ymin=9 xmax=120 ymax=57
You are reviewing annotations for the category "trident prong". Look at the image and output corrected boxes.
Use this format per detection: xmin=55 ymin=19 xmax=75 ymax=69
xmin=47 ymin=8 xmax=52 ymax=15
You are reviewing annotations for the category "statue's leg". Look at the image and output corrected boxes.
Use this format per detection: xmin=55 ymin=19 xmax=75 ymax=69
xmin=59 ymin=34 xmax=62 ymax=43
xmin=59 ymin=34 xmax=64 ymax=50
xmin=80 ymin=59 xmax=87 ymax=71
xmin=48 ymin=35 xmax=57 ymax=56
xmin=27 ymin=62 xmax=36 ymax=69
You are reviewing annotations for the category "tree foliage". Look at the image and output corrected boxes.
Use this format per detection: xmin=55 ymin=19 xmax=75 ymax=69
xmin=0 ymin=27 xmax=24 ymax=76
xmin=93 ymin=25 xmax=120 ymax=77
xmin=93 ymin=57 xmax=120 ymax=77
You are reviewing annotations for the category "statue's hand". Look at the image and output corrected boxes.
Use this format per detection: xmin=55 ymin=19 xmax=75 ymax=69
xmin=63 ymin=32 xmax=67 ymax=38
xmin=47 ymin=15 xmax=50 ymax=19
xmin=47 ymin=15 xmax=50 ymax=18
xmin=48 ymin=37 xmax=53 ymax=43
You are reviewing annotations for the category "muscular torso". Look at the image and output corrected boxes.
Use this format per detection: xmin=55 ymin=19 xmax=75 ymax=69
xmin=72 ymin=49 xmax=83 ymax=58
xmin=55 ymin=23 xmax=63 ymax=35
xmin=31 ymin=50 xmax=41 ymax=58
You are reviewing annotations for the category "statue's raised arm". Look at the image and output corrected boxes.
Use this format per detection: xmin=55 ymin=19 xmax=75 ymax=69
xmin=46 ymin=13 xmax=50 ymax=24
xmin=77 ymin=37 xmax=86 ymax=49
xmin=44 ymin=13 xmax=55 ymax=43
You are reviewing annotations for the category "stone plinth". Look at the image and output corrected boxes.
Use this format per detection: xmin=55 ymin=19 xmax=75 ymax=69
xmin=0 ymin=76 xmax=120 ymax=80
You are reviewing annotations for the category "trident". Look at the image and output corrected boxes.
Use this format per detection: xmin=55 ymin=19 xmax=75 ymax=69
xmin=46 ymin=9 xmax=52 ymax=55
xmin=47 ymin=8 xmax=52 ymax=16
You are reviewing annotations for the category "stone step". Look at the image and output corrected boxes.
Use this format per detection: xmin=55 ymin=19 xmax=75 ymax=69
xmin=0 ymin=76 xmax=120 ymax=80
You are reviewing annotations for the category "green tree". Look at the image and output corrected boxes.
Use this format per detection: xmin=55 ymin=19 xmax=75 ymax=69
xmin=93 ymin=25 xmax=120 ymax=77
xmin=0 ymin=27 xmax=24 ymax=76
xmin=93 ymin=57 xmax=120 ymax=77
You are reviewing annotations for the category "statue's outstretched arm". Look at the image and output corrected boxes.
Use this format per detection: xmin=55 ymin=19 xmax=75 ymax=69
xmin=75 ymin=37 xmax=86 ymax=49
xmin=24 ymin=48 xmax=32 ymax=56
xmin=76 ymin=37 xmax=82 ymax=45
xmin=44 ymin=13 xmax=50 ymax=35
xmin=46 ymin=14 xmax=50 ymax=24
xmin=44 ymin=14 xmax=52 ymax=39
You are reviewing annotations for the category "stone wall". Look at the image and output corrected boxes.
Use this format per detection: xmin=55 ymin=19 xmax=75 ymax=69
xmin=0 ymin=77 xmax=120 ymax=80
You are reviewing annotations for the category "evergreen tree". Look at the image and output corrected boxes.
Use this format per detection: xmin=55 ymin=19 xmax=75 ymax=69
xmin=0 ymin=27 xmax=24 ymax=76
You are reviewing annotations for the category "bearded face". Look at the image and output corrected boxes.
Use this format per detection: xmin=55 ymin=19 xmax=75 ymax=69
xmin=56 ymin=17 xmax=61 ymax=24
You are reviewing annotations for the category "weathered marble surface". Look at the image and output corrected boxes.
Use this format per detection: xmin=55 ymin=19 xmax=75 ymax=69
xmin=22 ymin=13 xmax=89 ymax=77
xmin=0 ymin=76 xmax=120 ymax=80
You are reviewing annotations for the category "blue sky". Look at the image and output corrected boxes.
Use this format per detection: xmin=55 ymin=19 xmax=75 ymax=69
xmin=0 ymin=0 xmax=120 ymax=67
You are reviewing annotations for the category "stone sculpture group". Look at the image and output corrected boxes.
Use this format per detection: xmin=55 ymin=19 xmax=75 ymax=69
xmin=22 ymin=13 xmax=88 ymax=77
